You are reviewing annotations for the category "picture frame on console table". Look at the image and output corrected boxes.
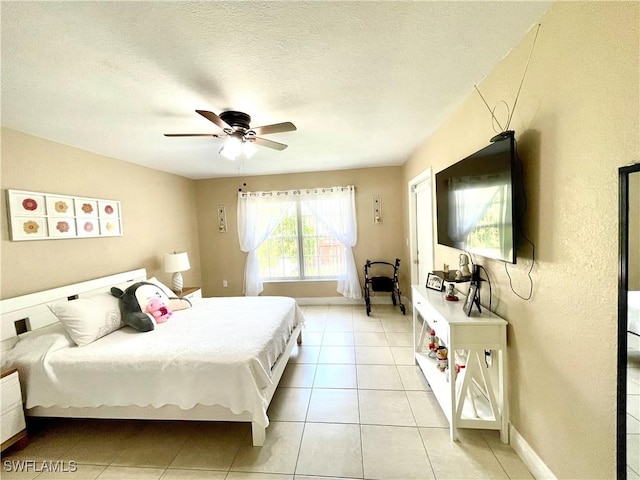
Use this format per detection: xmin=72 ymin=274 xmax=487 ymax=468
xmin=426 ymin=273 xmax=444 ymax=292
xmin=463 ymin=284 xmax=478 ymax=316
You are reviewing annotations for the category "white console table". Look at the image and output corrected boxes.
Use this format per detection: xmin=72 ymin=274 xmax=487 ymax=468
xmin=412 ymin=285 xmax=508 ymax=443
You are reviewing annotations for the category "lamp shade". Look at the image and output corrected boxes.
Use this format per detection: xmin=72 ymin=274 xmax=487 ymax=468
xmin=219 ymin=132 xmax=257 ymax=161
xmin=219 ymin=134 xmax=242 ymax=161
xmin=163 ymin=252 xmax=190 ymax=273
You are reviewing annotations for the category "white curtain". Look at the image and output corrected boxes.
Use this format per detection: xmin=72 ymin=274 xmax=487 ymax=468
xmin=237 ymin=194 xmax=293 ymax=296
xmin=302 ymin=186 xmax=361 ymax=299
xmin=237 ymin=186 xmax=361 ymax=299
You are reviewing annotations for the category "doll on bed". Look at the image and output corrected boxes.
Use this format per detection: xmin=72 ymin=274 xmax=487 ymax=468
xmin=110 ymin=282 xmax=191 ymax=332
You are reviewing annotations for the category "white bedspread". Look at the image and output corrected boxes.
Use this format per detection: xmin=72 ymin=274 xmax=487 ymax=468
xmin=629 ymin=291 xmax=640 ymax=336
xmin=4 ymin=296 xmax=304 ymax=428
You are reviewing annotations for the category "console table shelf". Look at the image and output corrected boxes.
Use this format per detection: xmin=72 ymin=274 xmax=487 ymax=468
xmin=432 ymin=270 xmax=472 ymax=283
xmin=412 ymin=285 xmax=508 ymax=443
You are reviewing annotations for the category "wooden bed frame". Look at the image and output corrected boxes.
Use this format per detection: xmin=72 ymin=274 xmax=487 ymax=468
xmin=0 ymin=268 xmax=302 ymax=446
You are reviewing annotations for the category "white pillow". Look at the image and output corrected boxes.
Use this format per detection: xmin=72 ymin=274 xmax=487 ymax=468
xmin=147 ymin=277 xmax=176 ymax=298
xmin=112 ymin=279 xmax=138 ymax=292
xmin=49 ymin=292 xmax=124 ymax=346
xmin=111 ymin=277 xmax=174 ymax=298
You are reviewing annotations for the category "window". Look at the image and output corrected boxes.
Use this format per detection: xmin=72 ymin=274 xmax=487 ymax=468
xmin=256 ymin=201 xmax=344 ymax=280
xmin=237 ymin=185 xmax=360 ymax=298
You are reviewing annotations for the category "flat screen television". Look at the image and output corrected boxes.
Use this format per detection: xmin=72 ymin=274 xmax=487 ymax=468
xmin=435 ymin=131 xmax=520 ymax=264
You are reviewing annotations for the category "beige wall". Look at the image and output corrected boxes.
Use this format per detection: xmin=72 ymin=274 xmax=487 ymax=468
xmin=1 ymin=128 xmax=202 ymax=298
xmin=194 ymin=167 xmax=405 ymax=298
xmin=402 ymin=2 xmax=639 ymax=478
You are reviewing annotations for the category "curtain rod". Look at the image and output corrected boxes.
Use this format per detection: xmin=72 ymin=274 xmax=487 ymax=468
xmin=238 ymin=185 xmax=354 ymax=198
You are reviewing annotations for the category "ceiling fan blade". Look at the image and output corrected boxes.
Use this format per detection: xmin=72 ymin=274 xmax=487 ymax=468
xmin=164 ymin=133 xmax=221 ymax=137
xmin=253 ymin=137 xmax=288 ymax=151
xmin=252 ymin=122 xmax=297 ymax=136
xmin=196 ymin=110 xmax=232 ymax=131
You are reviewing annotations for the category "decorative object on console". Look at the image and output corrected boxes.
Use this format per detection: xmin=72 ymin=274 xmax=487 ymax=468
xmin=428 ymin=329 xmax=438 ymax=358
xmin=426 ymin=272 xmax=444 ymax=291
xmin=6 ymin=189 xmax=121 ymax=241
xmin=463 ymin=284 xmax=480 ymax=316
xmin=445 ymin=283 xmax=459 ymax=302
xmin=436 ymin=346 xmax=448 ymax=372
xmin=457 ymin=253 xmax=471 ymax=278
xmin=163 ymin=251 xmax=191 ymax=293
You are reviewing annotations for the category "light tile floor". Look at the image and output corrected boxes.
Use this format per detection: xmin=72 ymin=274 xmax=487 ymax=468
xmin=2 ymin=304 xmax=533 ymax=480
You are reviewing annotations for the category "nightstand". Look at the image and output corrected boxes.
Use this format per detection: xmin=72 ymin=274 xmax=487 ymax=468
xmin=1 ymin=368 xmax=28 ymax=452
xmin=178 ymin=287 xmax=202 ymax=300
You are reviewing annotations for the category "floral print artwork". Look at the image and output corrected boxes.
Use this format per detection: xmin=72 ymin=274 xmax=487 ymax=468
xmin=8 ymin=190 xmax=120 ymax=241
xmin=81 ymin=203 xmax=94 ymax=215
xmin=99 ymin=201 xmax=117 ymax=218
xmin=55 ymin=201 xmax=69 ymax=213
xmin=56 ymin=221 xmax=70 ymax=233
xmin=22 ymin=198 xmax=38 ymax=211
xmin=23 ymin=220 xmax=39 ymax=234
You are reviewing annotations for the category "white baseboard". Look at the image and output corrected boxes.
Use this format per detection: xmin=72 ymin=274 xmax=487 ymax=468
xmin=295 ymin=297 xmax=362 ymax=306
xmin=510 ymin=425 xmax=557 ymax=480
xmin=295 ymin=295 xmax=411 ymax=311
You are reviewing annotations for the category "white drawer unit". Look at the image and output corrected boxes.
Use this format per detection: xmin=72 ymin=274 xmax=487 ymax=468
xmin=412 ymin=285 xmax=508 ymax=443
xmin=1 ymin=369 xmax=28 ymax=451
xmin=179 ymin=287 xmax=202 ymax=300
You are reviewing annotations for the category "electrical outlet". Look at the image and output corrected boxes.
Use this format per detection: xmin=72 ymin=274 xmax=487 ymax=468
xmin=223 ymin=280 xmax=228 ymax=288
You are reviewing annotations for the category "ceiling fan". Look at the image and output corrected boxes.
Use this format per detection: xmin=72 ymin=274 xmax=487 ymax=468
xmin=164 ymin=110 xmax=296 ymax=160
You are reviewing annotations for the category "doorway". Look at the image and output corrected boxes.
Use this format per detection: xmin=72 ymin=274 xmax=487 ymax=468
xmin=408 ymin=169 xmax=434 ymax=287
xmin=618 ymin=163 xmax=640 ymax=479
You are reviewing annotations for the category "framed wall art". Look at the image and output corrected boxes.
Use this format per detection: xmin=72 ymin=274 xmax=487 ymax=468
xmin=6 ymin=189 xmax=122 ymax=241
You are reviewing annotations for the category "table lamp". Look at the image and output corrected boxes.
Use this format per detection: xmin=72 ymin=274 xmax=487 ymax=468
xmin=163 ymin=251 xmax=190 ymax=294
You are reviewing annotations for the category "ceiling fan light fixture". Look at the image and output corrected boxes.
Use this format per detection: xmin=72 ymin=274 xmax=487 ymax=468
xmin=167 ymin=109 xmax=296 ymax=160
xmin=219 ymin=134 xmax=242 ymax=161
xmin=242 ymin=140 xmax=257 ymax=159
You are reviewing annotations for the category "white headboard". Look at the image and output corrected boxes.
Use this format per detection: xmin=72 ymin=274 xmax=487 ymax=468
xmin=0 ymin=268 xmax=147 ymax=351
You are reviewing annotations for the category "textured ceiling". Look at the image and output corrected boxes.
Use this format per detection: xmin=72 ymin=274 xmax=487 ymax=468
xmin=1 ymin=1 xmax=551 ymax=179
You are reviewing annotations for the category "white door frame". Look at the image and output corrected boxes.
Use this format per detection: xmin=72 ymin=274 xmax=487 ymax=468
xmin=408 ymin=168 xmax=433 ymax=287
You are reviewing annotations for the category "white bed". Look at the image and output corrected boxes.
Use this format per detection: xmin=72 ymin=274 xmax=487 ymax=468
xmin=0 ymin=269 xmax=304 ymax=446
